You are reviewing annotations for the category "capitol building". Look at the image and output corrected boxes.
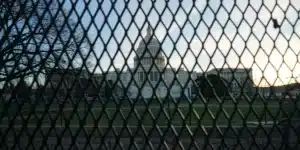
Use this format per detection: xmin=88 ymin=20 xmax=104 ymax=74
xmin=105 ymin=25 xmax=199 ymax=100
xmin=42 ymin=24 xmax=254 ymax=101
xmin=104 ymin=25 xmax=254 ymax=100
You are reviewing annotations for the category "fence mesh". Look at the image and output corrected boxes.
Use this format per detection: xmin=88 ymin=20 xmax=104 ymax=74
xmin=1 ymin=0 xmax=300 ymax=149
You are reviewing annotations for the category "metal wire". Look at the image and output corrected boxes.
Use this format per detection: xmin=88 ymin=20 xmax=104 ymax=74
xmin=1 ymin=0 xmax=300 ymax=149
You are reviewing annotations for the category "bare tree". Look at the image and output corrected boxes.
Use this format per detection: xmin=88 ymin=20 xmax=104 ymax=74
xmin=0 ymin=0 xmax=89 ymax=83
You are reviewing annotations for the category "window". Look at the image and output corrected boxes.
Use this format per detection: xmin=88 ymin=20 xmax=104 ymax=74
xmin=150 ymin=72 xmax=154 ymax=81
xmin=142 ymin=72 xmax=145 ymax=81
xmin=147 ymin=72 xmax=160 ymax=81
xmin=139 ymin=72 xmax=144 ymax=81
xmin=143 ymin=58 xmax=153 ymax=65
xmin=156 ymin=59 xmax=160 ymax=65
xmin=123 ymin=75 xmax=127 ymax=82
xmin=154 ymin=72 xmax=159 ymax=81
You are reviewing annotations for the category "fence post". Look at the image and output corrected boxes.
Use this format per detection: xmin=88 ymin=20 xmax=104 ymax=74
xmin=297 ymin=94 xmax=300 ymax=118
xmin=168 ymin=96 xmax=170 ymax=119
xmin=60 ymin=103 xmax=63 ymax=127
xmin=283 ymin=121 xmax=291 ymax=149
xmin=189 ymin=101 xmax=192 ymax=126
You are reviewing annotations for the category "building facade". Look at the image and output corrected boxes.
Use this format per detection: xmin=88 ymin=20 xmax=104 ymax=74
xmin=44 ymin=25 xmax=255 ymax=101
xmin=105 ymin=25 xmax=198 ymax=100
xmin=105 ymin=25 xmax=256 ymax=100
xmin=43 ymin=25 xmax=256 ymax=101
xmin=207 ymin=68 xmax=254 ymax=97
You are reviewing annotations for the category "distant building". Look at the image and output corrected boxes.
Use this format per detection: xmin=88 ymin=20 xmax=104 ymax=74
xmin=254 ymin=83 xmax=300 ymax=99
xmin=256 ymin=86 xmax=282 ymax=98
xmin=207 ymin=68 xmax=254 ymax=97
xmin=282 ymin=83 xmax=300 ymax=99
xmin=104 ymin=24 xmax=257 ymax=100
xmin=287 ymin=89 xmax=300 ymax=98
xmin=104 ymin=24 xmax=199 ymax=100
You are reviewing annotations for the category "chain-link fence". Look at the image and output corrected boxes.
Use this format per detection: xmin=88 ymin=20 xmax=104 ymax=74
xmin=1 ymin=0 xmax=300 ymax=149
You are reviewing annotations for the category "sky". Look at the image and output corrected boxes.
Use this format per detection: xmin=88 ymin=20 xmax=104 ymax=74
xmin=59 ymin=0 xmax=300 ymax=87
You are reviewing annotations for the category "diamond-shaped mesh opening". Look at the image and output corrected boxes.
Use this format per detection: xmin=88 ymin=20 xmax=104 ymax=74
xmin=1 ymin=0 xmax=300 ymax=149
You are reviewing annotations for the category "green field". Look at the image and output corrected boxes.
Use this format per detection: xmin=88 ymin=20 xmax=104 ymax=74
xmin=0 ymin=100 xmax=294 ymax=126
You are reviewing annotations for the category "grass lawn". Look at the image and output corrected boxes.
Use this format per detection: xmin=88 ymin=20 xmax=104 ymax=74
xmin=0 ymin=101 xmax=290 ymax=126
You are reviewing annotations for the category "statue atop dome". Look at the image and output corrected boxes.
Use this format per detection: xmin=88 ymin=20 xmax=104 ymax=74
xmin=147 ymin=24 xmax=152 ymax=36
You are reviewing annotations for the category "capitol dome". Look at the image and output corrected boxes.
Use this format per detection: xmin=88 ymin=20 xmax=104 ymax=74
xmin=135 ymin=25 xmax=163 ymax=58
xmin=134 ymin=24 xmax=166 ymax=85
xmin=137 ymin=33 xmax=160 ymax=49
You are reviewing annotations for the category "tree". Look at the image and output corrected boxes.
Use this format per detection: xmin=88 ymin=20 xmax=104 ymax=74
xmin=11 ymin=79 xmax=31 ymax=100
xmin=0 ymin=0 xmax=89 ymax=83
xmin=195 ymin=74 xmax=230 ymax=98
xmin=105 ymin=80 xmax=113 ymax=99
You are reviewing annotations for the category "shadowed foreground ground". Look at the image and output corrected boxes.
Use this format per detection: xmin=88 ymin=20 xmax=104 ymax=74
xmin=0 ymin=100 xmax=298 ymax=149
xmin=1 ymin=101 xmax=287 ymax=126
xmin=0 ymin=125 xmax=295 ymax=149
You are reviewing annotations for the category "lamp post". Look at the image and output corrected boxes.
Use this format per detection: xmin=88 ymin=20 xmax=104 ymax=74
xmin=59 ymin=100 xmax=63 ymax=127
xmin=261 ymin=78 xmax=268 ymax=124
